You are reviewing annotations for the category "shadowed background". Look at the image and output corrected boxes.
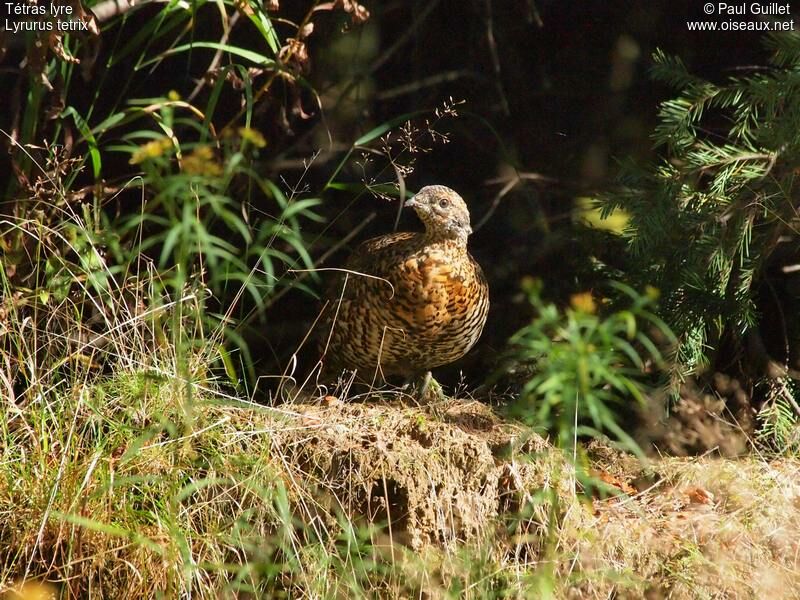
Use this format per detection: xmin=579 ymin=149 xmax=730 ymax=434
xmin=0 ymin=0 xmax=774 ymax=390
xmin=253 ymin=0 xmax=771 ymax=388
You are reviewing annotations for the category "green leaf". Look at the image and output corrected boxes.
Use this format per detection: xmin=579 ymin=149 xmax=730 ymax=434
xmin=62 ymin=107 xmax=102 ymax=179
xmin=137 ymin=42 xmax=276 ymax=69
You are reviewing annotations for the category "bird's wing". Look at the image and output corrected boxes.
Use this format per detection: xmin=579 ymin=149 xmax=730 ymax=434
xmin=328 ymin=232 xmax=420 ymax=301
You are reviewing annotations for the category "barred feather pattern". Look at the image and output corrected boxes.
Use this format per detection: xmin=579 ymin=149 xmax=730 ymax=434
xmin=320 ymin=186 xmax=489 ymax=380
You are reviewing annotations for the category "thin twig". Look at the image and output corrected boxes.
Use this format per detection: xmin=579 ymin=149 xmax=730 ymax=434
xmin=188 ymin=11 xmax=240 ymax=103
xmin=483 ymin=0 xmax=510 ymax=116
xmin=475 ymin=171 xmax=555 ymax=231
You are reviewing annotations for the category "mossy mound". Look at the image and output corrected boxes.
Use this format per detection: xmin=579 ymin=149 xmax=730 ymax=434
xmin=275 ymin=397 xmax=566 ymax=550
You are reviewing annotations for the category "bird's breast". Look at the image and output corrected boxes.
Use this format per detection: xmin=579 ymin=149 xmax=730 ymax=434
xmin=395 ymin=250 xmax=473 ymax=331
xmin=321 ymin=229 xmax=489 ymax=377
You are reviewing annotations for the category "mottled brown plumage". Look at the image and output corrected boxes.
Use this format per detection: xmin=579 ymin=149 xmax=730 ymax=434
xmin=320 ymin=185 xmax=489 ymax=383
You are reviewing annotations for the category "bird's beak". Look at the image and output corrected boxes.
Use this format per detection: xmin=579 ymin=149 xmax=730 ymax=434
xmin=404 ymin=196 xmax=420 ymax=209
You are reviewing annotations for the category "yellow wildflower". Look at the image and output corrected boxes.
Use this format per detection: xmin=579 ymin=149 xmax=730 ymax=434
xmin=129 ymin=137 xmax=172 ymax=165
xmin=238 ymin=127 xmax=267 ymax=148
xmin=570 ymin=291 xmax=597 ymax=314
xmin=182 ymin=145 xmax=223 ymax=176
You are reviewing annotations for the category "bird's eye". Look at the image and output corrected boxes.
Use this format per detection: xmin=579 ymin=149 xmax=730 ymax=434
xmin=438 ymin=198 xmax=449 ymax=208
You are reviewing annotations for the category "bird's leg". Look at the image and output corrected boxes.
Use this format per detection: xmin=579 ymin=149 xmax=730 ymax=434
xmin=414 ymin=370 xmax=445 ymax=401
xmin=418 ymin=370 xmax=432 ymax=397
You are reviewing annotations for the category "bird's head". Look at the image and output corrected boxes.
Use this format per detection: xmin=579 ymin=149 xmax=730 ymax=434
xmin=404 ymin=185 xmax=472 ymax=244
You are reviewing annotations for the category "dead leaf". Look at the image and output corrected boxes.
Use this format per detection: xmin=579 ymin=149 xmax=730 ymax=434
xmin=299 ymin=22 xmax=314 ymax=39
xmin=279 ymin=38 xmax=309 ymax=73
xmin=341 ymin=0 xmax=369 ymax=23
xmin=686 ymin=486 xmax=714 ymax=505
xmin=594 ymin=470 xmax=637 ymax=496
xmin=315 ymin=0 xmax=370 ymax=24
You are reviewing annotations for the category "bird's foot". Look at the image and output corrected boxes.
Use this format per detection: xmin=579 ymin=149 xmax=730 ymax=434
xmin=415 ymin=371 xmax=445 ymax=402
